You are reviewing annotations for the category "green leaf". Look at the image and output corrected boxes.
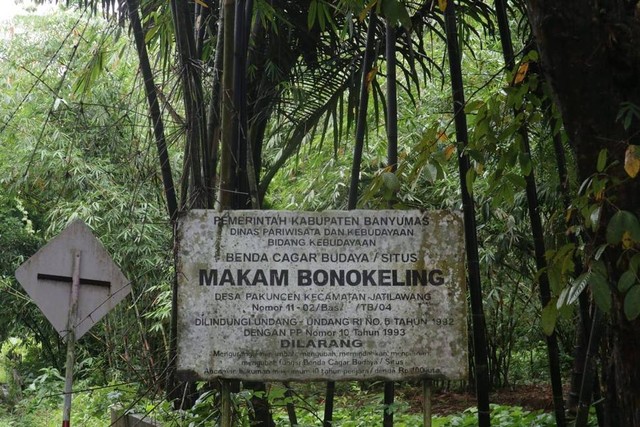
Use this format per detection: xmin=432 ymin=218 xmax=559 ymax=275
xmin=382 ymin=0 xmax=412 ymax=29
xmin=464 ymin=100 xmax=484 ymax=113
xmin=618 ymin=270 xmax=638 ymax=293
xmin=541 ymin=302 xmax=558 ymax=336
xmin=506 ymin=173 xmax=526 ymax=189
xmin=525 ymin=50 xmax=539 ymax=62
xmin=308 ymin=0 xmax=317 ymax=29
xmin=317 ymin=1 xmax=327 ymax=31
xmin=591 ymin=259 xmax=608 ymax=275
xmin=519 ymin=152 xmax=532 ymax=176
xmin=624 ymin=285 xmax=640 ymax=320
xmin=465 ymin=168 xmax=476 ymax=195
xmin=557 ymin=287 xmax=570 ymax=308
xmin=596 ymin=149 xmax=607 ymax=172
xmin=588 ymin=206 xmax=601 ymax=231
xmin=269 ymin=387 xmax=287 ymax=400
xmin=381 ymin=171 xmax=401 ymax=192
xmin=590 ymin=272 xmax=612 ymax=313
xmin=594 ymin=244 xmax=607 ymax=260
xmin=567 ymin=272 xmax=590 ymax=305
xmin=630 ymin=253 xmax=640 ymax=273
xmin=423 ymin=163 xmax=438 ymax=183
xmin=606 ymin=210 xmax=640 ymax=245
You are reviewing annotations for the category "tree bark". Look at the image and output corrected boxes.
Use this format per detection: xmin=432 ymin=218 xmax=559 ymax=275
xmin=526 ymin=1 xmax=640 ymax=425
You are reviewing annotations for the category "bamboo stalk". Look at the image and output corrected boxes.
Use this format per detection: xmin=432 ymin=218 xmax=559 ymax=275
xmin=493 ymin=2 xmax=566 ymax=424
xmin=347 ymin=10 xmax=378 ymax=210
xmin=206 ymin=0 xmax=224 ymax=208
xmin=331 ymin=11 xmax=378 ymax=427
xmin=170 ymin=0 xmax=209 ymax=208
xmin=218 ymin=0 xmax=236 ymax=210
xmin=125 ymin=0 xmax=178 ymax=220
xmin=384 ymin=17 xmax=398 ymax=427
xmin=443 ymin=3 xmax=491 ymax=426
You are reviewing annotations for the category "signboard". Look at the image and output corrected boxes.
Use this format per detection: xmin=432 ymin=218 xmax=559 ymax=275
xmin=176 ymin=210 xmax=467 ymax=382
xmin=15 ymin=219 xmax=130 ymax=339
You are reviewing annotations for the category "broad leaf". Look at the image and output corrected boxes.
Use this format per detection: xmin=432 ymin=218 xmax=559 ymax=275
xmin=594 ymin=243 xmax=607 ymax=260
xmin=631 ymin=253 xmax=640 ymax=273
xmin=506 ymin=173 xmax=526 ymax=189
xmin=597 ymin=149 xmax=608 ymax=172
xmin=444 ymin=144 xmax=456 ymax=160
xmin=513 ymin=62 xmax=529 ymax=85
xmin=625 ymin=144 xmax=640 ymax=178
xmin=381 ymin=172 xmax=401 ymax=192
xmin=359 ymin=0 xmax=377 ymax=21
xmin=308 ymin=0 xmax=317 ymax=29
xmin=624 ymin=285 xmax=640 ymax=320
xmin=381 ymin=0 xmax=412 ymax=29
xmin=606 ymin=210 xmax=640 ymax=245
xmin=465 ymin=168 xmax=476 ymax=195
xmin=519 ymin=152 xmax=532 ymax=176
xmin=588 ymin=206 xmax=601 ymax=230
xmin=557 ymin=287 xmax=570 ymax=308
xmin=618 ymin=270 xmax=638 ymax=293
xmin=567 ymin=272 xmax=590 ymax=305
xmin=541 ymin=302 xmax=558 ymax=336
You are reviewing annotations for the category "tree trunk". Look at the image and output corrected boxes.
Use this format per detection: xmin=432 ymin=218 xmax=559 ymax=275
xmin=526 ymin=1 xmax=640 ymax=425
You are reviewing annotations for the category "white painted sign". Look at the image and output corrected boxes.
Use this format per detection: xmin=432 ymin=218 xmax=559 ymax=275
xmin=15 ymin=219 xmax=131 ymax=339
xmin=176 ymin=210 xmax=467 ymax=382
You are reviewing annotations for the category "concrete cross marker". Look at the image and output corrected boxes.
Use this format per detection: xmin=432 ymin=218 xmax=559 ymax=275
xmin=15 ymin=219 xmax=131 ymax=427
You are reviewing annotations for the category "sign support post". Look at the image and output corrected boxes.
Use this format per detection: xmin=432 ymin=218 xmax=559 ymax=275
xmin=62 ymin=251 xmax=81 ymax=427
xmin=14 ymin=220 xmax=131 ymax=426
xmin=221 ymin=380 xmax=232 ymax=427
xmin=423 ymin=379 xmax=432 ymax=427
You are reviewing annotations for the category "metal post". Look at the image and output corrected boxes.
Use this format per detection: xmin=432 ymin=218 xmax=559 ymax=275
xmin=383 ymin=381 xmax=395 ymax=427
xmin=221 ymin=380 xmax=232 ymax=427
xmin=323 ymin=381 xmax=335 ymax=427
xmin=62 ymin=251 xmax=81 ymax=427
xmin=423 ymin=380 xmax=432 ymax=427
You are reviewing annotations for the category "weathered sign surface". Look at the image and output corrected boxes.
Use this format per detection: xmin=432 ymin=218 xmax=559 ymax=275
xmin=176 ymin=210 xmax=467 ymax=382
xmin=15 ymin=219 xmax=130 ymax=339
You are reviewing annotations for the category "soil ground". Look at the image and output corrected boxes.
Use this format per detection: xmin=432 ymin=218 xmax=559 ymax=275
xmin=403 ymin=384 xmax=555 ymax=415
